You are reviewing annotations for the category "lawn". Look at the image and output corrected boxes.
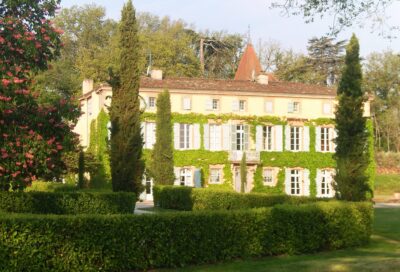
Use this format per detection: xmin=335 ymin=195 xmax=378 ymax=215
xmin=374 ymin=174 xmax=400 ymax=201
xmin=167 ymin=208 xmax=400 ymax=272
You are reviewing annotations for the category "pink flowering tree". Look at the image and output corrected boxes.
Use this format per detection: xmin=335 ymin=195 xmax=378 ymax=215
xmin=0 ymin=0 xmax=80 ymax=191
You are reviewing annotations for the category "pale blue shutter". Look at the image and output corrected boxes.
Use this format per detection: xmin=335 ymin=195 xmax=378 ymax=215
xmin=194 ymin=169 xmax=202 ymax=188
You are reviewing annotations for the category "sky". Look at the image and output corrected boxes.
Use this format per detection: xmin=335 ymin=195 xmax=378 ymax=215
xmin=60 ymin=0 xmax=400 ymax=58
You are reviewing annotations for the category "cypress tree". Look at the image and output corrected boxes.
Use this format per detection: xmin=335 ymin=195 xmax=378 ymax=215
xmin=78 ymin=150 xmax=85 ymax=189
xmin=109 ymin=0 xmax=144 ymax=193
xmin=334 ymin=34 xmax=370 ymax=201
xmin=240 ymin=152 xmax=247 ymax=193
xmin=151 ymin=90 xmax=175 ymax=185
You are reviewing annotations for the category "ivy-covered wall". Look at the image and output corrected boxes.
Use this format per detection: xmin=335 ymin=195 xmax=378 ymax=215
xmin=90 ymin=112 xmax=374 ymax=197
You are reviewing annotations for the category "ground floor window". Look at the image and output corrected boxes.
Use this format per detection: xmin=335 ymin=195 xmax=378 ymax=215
xmin=209 ymin=166 xmax=223 ymax=184
xmin=317 ymin=169 xmax=335 ymax=197
xmin=290 ymin=169 xmax=301 ymax=195
xmin=179 ymin=168 xmax=193 ymax=186
xmin=262 ymin=167 xmax=278 ymax=186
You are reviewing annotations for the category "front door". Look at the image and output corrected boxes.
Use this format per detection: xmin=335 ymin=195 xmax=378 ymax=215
xmin=234 ymin=167 xmax=241 ymax=192
xmin=142 ymin=176 xmax=153 ymax=201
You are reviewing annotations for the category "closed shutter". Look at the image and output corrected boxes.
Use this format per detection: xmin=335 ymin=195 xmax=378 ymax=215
xmin=222 ymin=124 xmax=231 ymax=150
xmin=332 ymin=128 xmax=337 ymax=152
xmin=315 ymin=127 xmax=321 ymax=152
xmin=193 ymin=124 xmax=200 ymax=149
xmin=303 ymin=169 xmax=310 ymax=196
xmin=255 ymin=125 xmax=263 ymax=151
xmin=194 ymin=169 xmax=202 ymax=188
xmin=288 ymin=102 xmax=294 ymax=113
xmin=205 ymin=99 xmax=212 ymax=111
xmin=285 ymin=125 xmax=290 ymax=151
xmin=285 ymin=168 xmax=291 ymax=195
xmin=265 ymin=101 xmax=273 ymax=113
xmin=316 ymin=169 xmax=321 ymax=197
xmin=275 ymin=125 xmax=283 ymax=151
xmin=303 ymin=126 xmax=310 ymax=151
xmin=231 ymin=125 xmax=236 ymax=150
xmin=189 ymin=124 xmax=194 ymax=149
xmin=183 ymin=97 xmax=191 ymax=110
xmin=173 ymin=167 xmax=180 ymax=185
xmin=173 ymin=123 xmax=180 ymax=150
xmin=203 ymin=124 xmax=210 ymax=150
xmin=232 ymin=100 xmax=239 ymax=112
xmin=244 ymin=125 xmax=249 ymax=151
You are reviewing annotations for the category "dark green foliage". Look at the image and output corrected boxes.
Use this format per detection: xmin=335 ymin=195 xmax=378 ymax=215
xmin=0 ymin=201 xmax=372 ymax=271
xmin=335 ymin=34 xmax=371 ymax=201
xmin=153 ymin=186 xmax=329 ymax=211
xmin=78 ymin=150 xmax=85 ymax=189
xmin=0 ymin=192 xmax=135 ymax=214
xmin=151 ymin=90 xmax=174 ymax=185
xmin=109 ymin=1 xmax=144 ymax=193
xmin=240 ymin=152 xmax=247 ymax=193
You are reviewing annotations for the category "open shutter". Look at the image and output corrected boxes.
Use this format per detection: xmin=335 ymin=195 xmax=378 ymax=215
xmin=255 ymin=125 xmax=263 ymax=151
xmin=173 ymin=167 xmax=180 ymax=185
xmin=205 ymin=99 xmax=212 ymax=111
xmin=288 ymin=102 xmax=294 ymax=113
xmin=194 ymin=169 xmax=202 ymax=188
xmin=315 ymin=127 xmax=321 ymax=152
xmin=231 ymin=125 xmax=236 ymax=150
xmin=173 ymin=123 xmax=180 ymax=150
xmin=232 ymin=100 xmax=239 ymax=112
xmin=275 ymin=125 xmax=283 ymax=151
xmin=193 ymin=124 xmax=200 ymax=149
xmin=332 ymin=128 xmax=338 ymax=152
xmin=285 ymin=125 xmax=290 ymax=151
xmin=285 ymin=168 xmax=291 ymax=195
xmin=303 ymin=169 xmax=310 ymax=196
xmin=222 ymin=124 xmax=231 ymax=150
xmin=316 ymin=169 xmax=321 ymax=197
xmin=203 ymin=124 xmax=210 ymax=150
xmin=244 ymin=125 xmax=249 ymax=151
xmin=303 ymin=126 xmax=310 ymax=151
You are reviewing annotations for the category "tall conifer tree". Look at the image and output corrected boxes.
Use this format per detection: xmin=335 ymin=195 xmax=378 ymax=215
xmin=334 ymin=34 xmax=370 ymax=201
xmin=240 ymin=153 xmax=247 ymax=193
xmin=151 ymin=90 xmax=174 ymax=185
xmin=109 ymin=0 xmax=144 ymax=193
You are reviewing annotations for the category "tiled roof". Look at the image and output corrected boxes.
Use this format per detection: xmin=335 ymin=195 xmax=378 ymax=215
xmin=234 ymin=43 xmax=262 ymax=81
xmin=140 ymin=77 xmax=336 ymax=96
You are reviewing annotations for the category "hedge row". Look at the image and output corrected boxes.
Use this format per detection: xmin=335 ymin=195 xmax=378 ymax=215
xmin=153 ymin=186 xmax=329 ymax=211
xmin=0 ymin=201 xmax=372 ymax=271
xmin=0 ymin=192 xmax=136 ymax=214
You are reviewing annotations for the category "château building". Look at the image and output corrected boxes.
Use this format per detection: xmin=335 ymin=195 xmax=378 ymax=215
xmin=75 ymin=43 xmax=371 ymax=200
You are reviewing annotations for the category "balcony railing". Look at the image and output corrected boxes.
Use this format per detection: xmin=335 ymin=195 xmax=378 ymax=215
xmin=229 ymin=150 xmax=260 ymax=163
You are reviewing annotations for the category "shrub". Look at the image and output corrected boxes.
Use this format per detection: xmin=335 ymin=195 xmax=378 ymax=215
xmin=0 ymin=201 xmax=372 ymax=271
xmin=25 ymin=181 xmax=77 ymax=193
xmin=0 ymin=192 xmax=136 ymax=214
xmin=153 ymin=186 xmax=329 ymax=211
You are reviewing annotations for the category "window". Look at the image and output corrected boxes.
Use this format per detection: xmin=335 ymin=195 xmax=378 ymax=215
xmin=265 ymin=100 xmax=273 ymax=113
xmin=209 ymin=124 xmax=222 ymax=151
xmin=239 ymin=100 xmax=246 ymax=111
xmin=263 ymin=126 xmax=273 ymax=151
xmin=236 ymin=124 xmax=245 ymax=151
xmin=179 ymin=168 xmax=193 ymax=186
xmin=290 ymin=169 xmax=301 ymax=195
xmin=179 ymin=124 xmax=191 ymax=149
xmin=290 ymin=126 xmax=300 ymax=151
xmin=212 ymin=99 xmax=219 ymax=110
xmin=263 ymin=168 xmax=274 ymax=186
xmin=288 ymin=101 xmax=300 ymax=113
xmin=209 ymin=167 xmax=223 ymax=184
xmin=183 ymin=97 xmax=191 ymax=110
xmin=144 ymin=122 xmax=156 ymax=149
xmin=148 ymin=97 xmax=156 ymax=108
xmin=323 ymin=102 xmax=332 ymax=114
xmin=320 ymin=127 xmax=330 ymax=152
xmin=317 ymin=169 xmax=335 ymax=197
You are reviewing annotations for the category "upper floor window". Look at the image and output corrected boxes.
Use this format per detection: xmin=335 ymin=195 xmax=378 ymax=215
xmin=285 ymin=125 xmax=310 ymax=152
xmin=317 ymin=169 xmax=335 ymax=198
xmin=239 ymin=100 xmax=246 ymax=111
xmin=209 ymin=124 xmax=222 ymax=151
xmin=148 ymin=97 xmax=156 ymax=109
xmin=212 ymin=99 xmax=219 ymax=110
xmin=232 ymin=99 xmax=246 ymax=112
xmin=316 ymin=126 xmax=336 ymax=152
xmin=141 ymin=122 xmax=156 ymax=149
xmin=288 ymin=101 xmax=300 ymax=113
xmin=322 ymin=102 xmax=332 ymax=115
xmin=182 ymin=97 xmax=191 ymax=110
xmin=174 ymin=123 xmax=201 ymax=150
xmin=179 ymin=124 xmax=191 ymax=149
xmin=290 ymin=126 xmax=301 ymax=151
xmin=265 ymin=100 xmax=273 ymax=113
xmin=263 ymin=126 xmax=273 ymax=151
xmin=231 ymin=124 xmax=249 ymax=151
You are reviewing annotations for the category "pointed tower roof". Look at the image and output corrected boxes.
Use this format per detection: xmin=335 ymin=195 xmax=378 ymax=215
xmin=234 ymin=43 xmax=262 ymax=81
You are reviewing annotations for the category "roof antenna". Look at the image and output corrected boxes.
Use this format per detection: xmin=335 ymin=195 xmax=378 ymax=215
xmin=146 ymin=49 xmax=152 ymax=76
xmin=247 ymin=25 xmax=251 ymax=44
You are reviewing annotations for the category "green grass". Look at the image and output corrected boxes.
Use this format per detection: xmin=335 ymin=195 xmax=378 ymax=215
xmin=375 ymin=174 xmax=400 ymax=196
xmin=165 ymin=208 xmax=400 ymax=272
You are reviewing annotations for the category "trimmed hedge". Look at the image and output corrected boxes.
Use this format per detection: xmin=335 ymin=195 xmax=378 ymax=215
xmin=153 ymin=186 xmax=329 ymax=211
xmin=0 ymin=201 xmax=372 ymax=271
xmin=0 ymin=192 xmax=136 ymax=214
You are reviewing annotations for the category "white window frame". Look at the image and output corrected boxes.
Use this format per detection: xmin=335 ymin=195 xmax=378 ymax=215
xmin=212 ymin=99 xmax=219 ymax=110
xmin=148 ymin=97 xmax=156 ymax=109
xmin=144 ymin=122 xmax=156 ymax=149
xmin=320 ymin=127 xmax=330 ymax=152
xmin=290 ymin=126 xmax=301 ymax=151
xmin=317 ymin=169 xmax=335 ymax=198
xmin=179 ymin=168 xmax=193 ymax=186
xmin=289 ymin=169 xmax=302 ymax=196
xmin=209 ymin=124 xmax=222 ymax=151
xmin=263 ymin=126 xmax=273 ymax=151
xmin=182 ymin=97 xmax=191 ymax=110
xmin=239 ymin=100 xmax=246 ymax=111
xmin=262 ymin=168 xmax=275 ymax=186
xmin=209 ymin=167 xmax=223 ymax=184
xmin=288 ymin=101 xmax=300 ymax=113
xmin=236 ymin=124 xmax=245 ymax=151
xmin=323 ymin=102 xmax=332 ymax=115
xmin=179 ymin=124 xmax=191 ymax=149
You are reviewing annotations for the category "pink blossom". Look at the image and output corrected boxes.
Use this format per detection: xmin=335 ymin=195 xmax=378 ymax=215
xmin=2 ymin=79 xmax=10 ymax=87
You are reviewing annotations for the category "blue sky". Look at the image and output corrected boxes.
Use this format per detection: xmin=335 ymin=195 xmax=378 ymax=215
xmin=61 ymin=0 xmax=400 ymax=57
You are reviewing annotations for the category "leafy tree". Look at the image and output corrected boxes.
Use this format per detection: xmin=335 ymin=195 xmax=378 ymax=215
xmin=0 ymin=0 xmax=79 ymax=191
xmin=109 ymin=0 xmax=144 ymax=193
xmin=240 ymin=153 xmax=247 ymax=193
xmin=151 ymin=90 xmax=174 ymax=185
xmin=334 ymin=34 xmax=370 ymax=201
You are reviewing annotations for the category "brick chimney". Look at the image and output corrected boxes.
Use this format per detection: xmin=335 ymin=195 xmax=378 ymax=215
xmin=82 ymin=79 xmax=94 ymax=95
xmin=150 ymin=70 xmax=163 ymax=80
